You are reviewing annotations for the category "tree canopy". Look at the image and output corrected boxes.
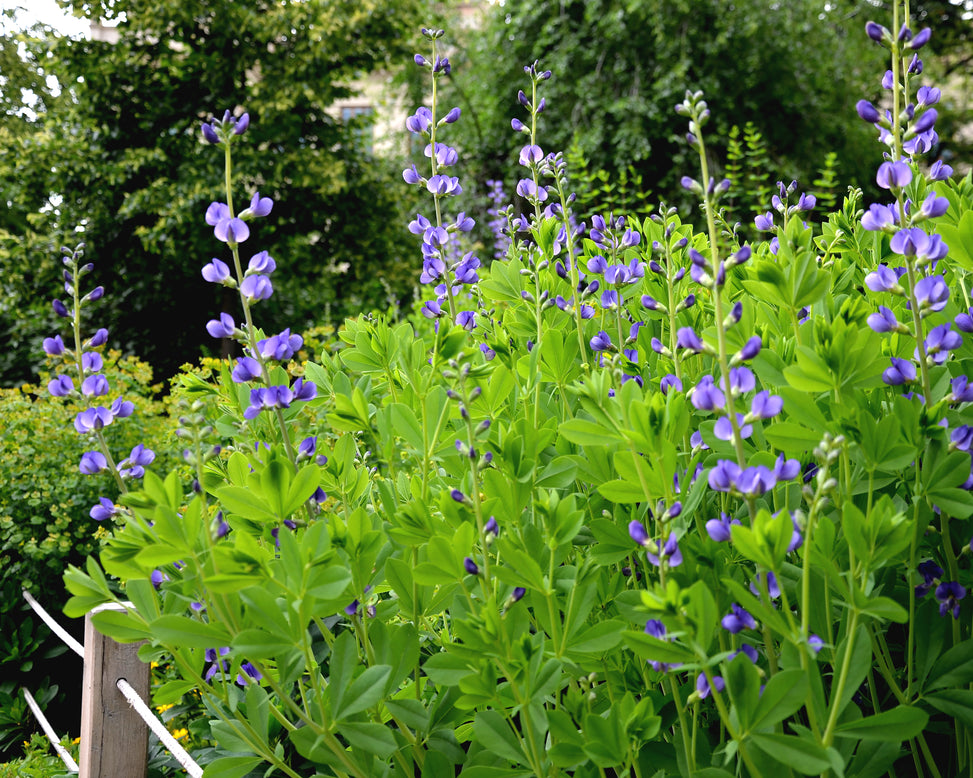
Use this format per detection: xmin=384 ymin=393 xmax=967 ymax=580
xmin=442 ymin=0 xmax=969 ymax=219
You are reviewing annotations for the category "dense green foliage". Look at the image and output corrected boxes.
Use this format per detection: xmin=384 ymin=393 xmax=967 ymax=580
xmin=0 ymin=353 xmax=173 ymax=757
xmin=0 ymin=0 xmax=425 ymax=387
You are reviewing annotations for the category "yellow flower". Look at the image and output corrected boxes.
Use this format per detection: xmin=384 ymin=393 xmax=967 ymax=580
xmin=156 ymin=703 xmax=174 ymax=714
xmin=171 ymin=728 xmax=189 ymax=741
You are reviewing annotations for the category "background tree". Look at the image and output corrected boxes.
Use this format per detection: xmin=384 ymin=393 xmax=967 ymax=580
xmin=0 ymin=0 xmax=425 ymax=386
xmin=442 ymin=0 xmax=969 ymax=229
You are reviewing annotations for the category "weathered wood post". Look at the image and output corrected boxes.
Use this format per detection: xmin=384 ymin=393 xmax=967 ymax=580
xmin=79 ymin=603 xmax=150 ymax=778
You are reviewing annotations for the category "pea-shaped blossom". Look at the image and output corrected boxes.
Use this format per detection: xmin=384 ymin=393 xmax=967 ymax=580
xmin=48 ymin=375 xmax=74 ymax=397
xmin=890 ymin=228 xmax=949 ymax=265
xmin=861 ymin=203 xmax=898 ymax=232
xmin=79 ymin=451 xmax=108 ymax=474
xmin=90 ymin=497 xmax=118 ymax=522
xmin=916 ymin=191 xmax=949 ymax=220
xmin=202 ymin=258 xmax=231 ymax=284
xmin=876 ymin=160 xmax=913 ymax=190
xmin=205 ymin=202 xmax=250 ymax=244
xmin=882 ymin=357 xmax=917 ymax=385
xmin=722 ymin=603 xmax=757 ymax=634
xmin=867 ymin=306 xmax=902 ymax=333
xmin=749 ymin=390 xmax=783 ymax=420
xmin=206 ymin=313 xmax=237 ymax=339
xmin=714 ymin=413 xmax=753 ymax=442
xmin=865 ymin=265 xmax=903 ymax=294
xmin=118 ymin=444 xmax=155 ymax=479
xmin=232 ymin=357 xmax=262 ymax=383
xmin=644 ymin=620 xmax=681 ymax=673
xmin=240 ymin=274 xmax=273 ymax=302
xmin=75 ymin=407 xmax=114 ymax=434
xmin=913 ymin=275 xmax=950 ymax=314
xmin=691 ymin=375 xmax=725 ymax=411
xmin=695 ymin=673 xmax=725 ymax=699
xmin=950 ymin=376 xmax=973 ymax=404
xmin=43 ymin=335 xmax=65 ymax=356
xmin=705 ymin=512 xmax=740 ymax=542
xmin=257 ymin=329 xmax=302 ymax=361
xmin=590 ymin=331 xmax=613 ymax=352
xmin=936 ymin=581 xmax=966 ymax=619
xmin=82 ymin=352 xmax=103 ymax=373
xmin=722 ymin=366 xmax=755 ymax=396
xmin=247 ymin=251 xmax=277 ymax=275
xmin=708 ymin=460 xmax=776 ymax=497
xmin=921 ymin=322 xmax=962 ymax=364
xmin=240 ymin=192 xmax=273 ymax=219
xmin=81 ymin=374 xmax=110 ymax=397
xmin=646 ymin=532 xmax=683 ymax=568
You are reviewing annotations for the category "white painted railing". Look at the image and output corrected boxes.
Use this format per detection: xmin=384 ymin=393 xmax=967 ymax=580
xmin=20 ymin=589 xmax=203 ymax=777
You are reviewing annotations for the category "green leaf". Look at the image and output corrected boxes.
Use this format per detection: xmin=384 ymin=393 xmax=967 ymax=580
xmin=473 ymin=710 xmax=527 ymax=765
xmin=90 ymin=609 xmax=152 ymax=643
xmin=623 ymin=631 xmax=696 ymax=665
xmin=834 ymin=706 xmax=928 ymax=741
xmin=150 ymin=615 xmax=233 ymax=648
xmin=749 ymin=670 xmax=808 ymax=732
xmin=597 ymin=478 xmax=648 ymax=503
xmin=925 ymin=689 xmax=973 ymax=728
xmin=201 ymin=757 xmax=264 ymax=778
xmin=336 ymin=665 xmax=392 ymax=719
xmin=749 ymin=733 xmax=833 ymax=774
xmin=339 ymin=721 xmax=398 ymax=759
xmin=926 ymin=638 xmax=973 ymax=691
xmin=567 ymin=620 xmax=627 ymax=656
xmin=423 ymin=652 xmax=475 ymax=685
xmin=231 ymin=628 xmax=297 ymax=659
xmin=559 ymin=418 xmax=622 ymax=447
xmin=215 ymin=485 xmax=276 ymax=522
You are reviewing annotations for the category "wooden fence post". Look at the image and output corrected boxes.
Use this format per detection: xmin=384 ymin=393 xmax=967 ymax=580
xmin=79 ymin=604 xmax=150 ymax=778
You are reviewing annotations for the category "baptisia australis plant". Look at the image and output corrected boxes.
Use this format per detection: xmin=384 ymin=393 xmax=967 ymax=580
xmin=54 ymin=6 xmax=973 ymax=778
xmin=43 ymin=244 xmax=154 ymax=523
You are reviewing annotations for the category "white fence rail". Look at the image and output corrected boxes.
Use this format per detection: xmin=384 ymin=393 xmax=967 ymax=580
xmin=20 ymin=590 xmax=203 ymax=778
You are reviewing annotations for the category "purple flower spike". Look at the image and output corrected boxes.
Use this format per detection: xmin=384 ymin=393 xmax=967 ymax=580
xmin=922 ymin=322 xmax=963 ymax=364
xmin=216 ymin=217 xmax=250 ymax=245
xmin=660 ymin=374 xmax=683 ymax=395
